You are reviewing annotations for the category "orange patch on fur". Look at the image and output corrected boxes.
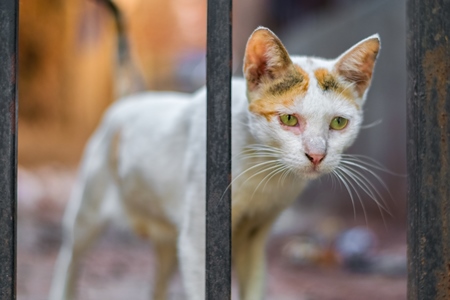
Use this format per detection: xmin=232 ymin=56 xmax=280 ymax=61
xmin=249 ymin=65 xmax=310 ymax=120
xmin=315 ymin=68 xmax=337 ymax=90
xmin=314 ymin=68 xmax=356 ymax=102
xmin=294 ymin=65 xmax=310 ymax=93
xmin=249 ymin=98 xmax=286 ymax=121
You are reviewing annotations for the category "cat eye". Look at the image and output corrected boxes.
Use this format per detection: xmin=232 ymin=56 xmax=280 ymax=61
xmin=280 ymin=114 xmax=298 ymax=126
xmin=330 ymin=116 xmax=348 ymax=130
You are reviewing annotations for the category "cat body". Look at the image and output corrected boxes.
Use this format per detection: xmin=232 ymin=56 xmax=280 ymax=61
xmin=50 ymin=28 xmax=380 ymax=300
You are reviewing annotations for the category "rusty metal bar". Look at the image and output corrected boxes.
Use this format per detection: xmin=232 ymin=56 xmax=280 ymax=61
xmin=0 ymin=0 xmax=18 ymax=299
xmin=206 ymin=0 xmax=232 ymax=298
xmin=407 ymin=0 xmax=450 ymax=299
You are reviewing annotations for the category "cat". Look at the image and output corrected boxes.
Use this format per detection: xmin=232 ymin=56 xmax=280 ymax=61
xmin=49 ymin=27 xmax=380 ymax=300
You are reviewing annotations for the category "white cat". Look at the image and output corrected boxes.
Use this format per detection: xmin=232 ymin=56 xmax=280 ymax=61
xmin=49 ymin=27 xmax=380 ymax=300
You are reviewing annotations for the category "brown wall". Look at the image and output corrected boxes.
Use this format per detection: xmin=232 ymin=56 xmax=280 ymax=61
xmin=19 ymin=0 xmax=116 ymax=165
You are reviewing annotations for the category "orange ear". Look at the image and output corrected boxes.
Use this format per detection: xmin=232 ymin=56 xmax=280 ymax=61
xmin=243 ymin=27 xmax=292 ymax=92
xmin=334 ymin=35 xmax=380 ymax=97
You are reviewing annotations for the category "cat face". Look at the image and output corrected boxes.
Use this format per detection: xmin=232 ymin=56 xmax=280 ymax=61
xmin=243 ymin=27 xmax=380 ymax=179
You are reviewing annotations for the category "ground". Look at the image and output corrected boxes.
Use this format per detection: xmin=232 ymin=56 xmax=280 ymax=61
xmin=17 ymin=165 xmax=406 ymax=300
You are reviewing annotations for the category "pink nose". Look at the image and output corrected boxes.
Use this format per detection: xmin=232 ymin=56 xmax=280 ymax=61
xmin=305 ymin=153 xmax=325 ymax=165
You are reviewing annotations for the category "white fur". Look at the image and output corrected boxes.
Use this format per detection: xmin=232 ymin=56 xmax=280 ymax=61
xmin=49 ymin=29 xmax=378 ymax=300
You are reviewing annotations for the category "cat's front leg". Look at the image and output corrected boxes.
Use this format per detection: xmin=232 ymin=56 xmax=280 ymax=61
xmin=233 ymin=215 xmax=277 ymax=300
xmin=177 ymin=187 xmax=206 ymax=300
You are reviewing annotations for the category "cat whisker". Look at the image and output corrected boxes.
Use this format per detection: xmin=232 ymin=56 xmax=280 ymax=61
xmin=330 ymin=171 xmax=339 ymax=191
xmin=233 ymin=151 xmax=279 ymax=161
xmin=238 ymin=155 xmax=281 ymax=161
xmin=339 ymin=163 xmax=391 ymax=213
xmin=226 ymin=144 xmax=287 ymax=201
xmin=340 ymin=159 xmax=394 ymax=202
xmin=341 ymin=154 xmax=405 ymax=177
xmin=337 ymin=165 xmax=391 ymax=222
xmin=280 ymin=167 xmax=293 ymax=187
xmin=236 ymin=162 xmax=284 ymax=197
xmin=332 ymin=169 xmax=357 ymax=220
xmin=249 ymin=164 xmax=286 ymax=200
xmin=328 ymin=171 xmax=341 ymax=191
xmin=259 ymin=165 xmax=289 ymax=196
xmin=336 ymin=152 xmax=400 ymax=226
xmin=233 ymin=150 xmax=281 ymax=163
xmin=360 ymin=119 xmax=383 ymax=129
xmin=341 ymin=155 xmax=398 ymax=193
xmin=234 ymin=120 xmax=251 ymax=128
xmin=336 ymin=166 xmax=369 ymax=224
xmin=219 ymin=159 xmax=280 ymax=201
xmin=277 ymin=168 xmax=286 ymax=188
xmin=343 ymin=161 xmax=393 ymax=204
xmin=244 ymin=144 xmax=284 ymax=154
xmin=233 ymin=144 xmax=283 ymax=160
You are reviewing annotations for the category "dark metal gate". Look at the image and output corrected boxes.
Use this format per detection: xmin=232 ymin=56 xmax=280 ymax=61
xmin=407 ymin=0 xmax=450 ymax=299
xmin=206 ymin=0 xmax=233 ymax=298
xmin=0 ymin=0 xmax=18 ymax=299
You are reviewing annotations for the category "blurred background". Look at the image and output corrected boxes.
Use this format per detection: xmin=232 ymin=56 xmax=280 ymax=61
xmin=18 ymin=0 xmax=406 ymax=299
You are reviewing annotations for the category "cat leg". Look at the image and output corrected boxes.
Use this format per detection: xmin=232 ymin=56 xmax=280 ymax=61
xmin=152 ymin=240 xmax=178 ymax=300
xmin=178 ymin=230 xmax=205 ymax=300
xmin=49 ymin=221 xmax=106 ymax=300
xmin=177 ymin=190 xmax=205 ymax=300
xmin=233 ymin=217 xmax=276 ymax=300
xmin=49 ymin=176 xmax=116 ymax=300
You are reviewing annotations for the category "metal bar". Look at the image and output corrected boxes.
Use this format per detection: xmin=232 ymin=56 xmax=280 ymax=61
xmin=407 ymin=0 xmax=450 ymax=299
xmin=0 ymin=0 xmax=18 ymax=299
xmin=206 ymin=0 xmax=232 ymax=298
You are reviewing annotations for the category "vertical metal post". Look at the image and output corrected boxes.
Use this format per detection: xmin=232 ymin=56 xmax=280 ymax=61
xmin=206 ymin=0 xmax=232 ymax=298
xmin=0 ymin=0 xmax=18 ymax=299
xmin=407 ymin=0 xmax=450 ymax=299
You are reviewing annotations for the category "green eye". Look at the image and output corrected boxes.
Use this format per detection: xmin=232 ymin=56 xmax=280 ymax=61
xmin=330 ymin=116 xmax=348 ymax=130
xmin=280 ymin=114 xmax=298 ymax=126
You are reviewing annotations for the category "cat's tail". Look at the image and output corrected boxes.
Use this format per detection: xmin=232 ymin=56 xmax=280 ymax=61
xmin=99 ymin=0 xmax=145 ymax=96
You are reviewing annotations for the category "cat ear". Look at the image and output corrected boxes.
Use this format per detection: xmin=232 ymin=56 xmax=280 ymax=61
xmin=334 ymin=34 xmax=380 ymax=98
xmin=243 ymin=27 xmax=293 ymax=92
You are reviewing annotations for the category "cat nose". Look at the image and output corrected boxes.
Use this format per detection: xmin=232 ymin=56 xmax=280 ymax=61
xmin=305 ymin=153 xmax=325 ymax=165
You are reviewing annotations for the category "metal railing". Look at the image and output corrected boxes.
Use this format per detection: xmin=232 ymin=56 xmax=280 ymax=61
xmin=206 ymin=0 xmax=232 ymax=298
xmin=406 ymin=0 xmax=450 ymax=298
xmin=0 ymin=0 xmax=18 ymax=299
